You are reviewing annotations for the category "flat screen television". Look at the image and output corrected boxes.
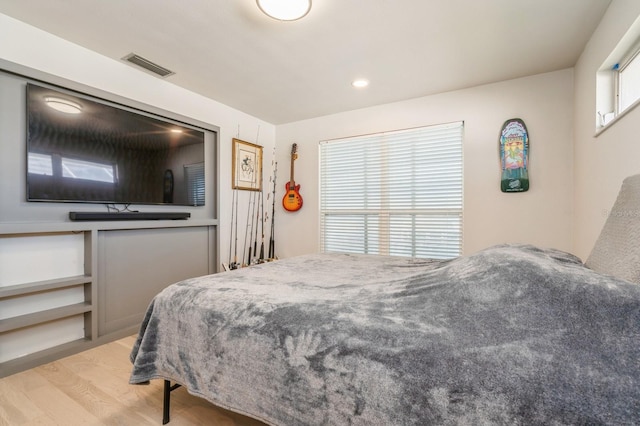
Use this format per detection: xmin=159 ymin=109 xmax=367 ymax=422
xmin=26 ymin=83 xmax=205 ymax=206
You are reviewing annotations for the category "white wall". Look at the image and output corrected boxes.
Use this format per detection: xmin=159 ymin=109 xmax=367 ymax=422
xmin=274 ymin=69 xmax=575 ymax=258
xmin=0 ymin=13 xmax=276 ymax=268
xmin=573 ymin=0 xmax=640 ymax=260
xmin=8 ymin=4 xmax=632 ymax=266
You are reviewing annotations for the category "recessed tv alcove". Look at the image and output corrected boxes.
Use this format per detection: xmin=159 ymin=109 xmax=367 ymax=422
xmin=26 ymin=83 xmax=206 ymax=207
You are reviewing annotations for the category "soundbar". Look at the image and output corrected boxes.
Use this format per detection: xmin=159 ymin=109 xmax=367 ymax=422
xmin=69 ymin=212 xmax=191 ymax=221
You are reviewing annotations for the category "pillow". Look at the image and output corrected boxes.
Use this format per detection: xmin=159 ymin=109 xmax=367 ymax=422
xmin=586 ymin=174 xmax=640 ymax=284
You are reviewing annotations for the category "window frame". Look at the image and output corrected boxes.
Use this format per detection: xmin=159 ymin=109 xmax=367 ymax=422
xmin=596 ymin=33 xmax=640 ymax=135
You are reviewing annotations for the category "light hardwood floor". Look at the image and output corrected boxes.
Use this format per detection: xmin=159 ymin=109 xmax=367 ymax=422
xmin=0 ymin=335 xmax=267 ymax=425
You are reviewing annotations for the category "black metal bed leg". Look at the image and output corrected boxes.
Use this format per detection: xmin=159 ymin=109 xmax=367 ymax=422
xmin=162 ymin=380 xmax=182 ymax=424
xmin=163 ymin=380 xmax=170 ymax=424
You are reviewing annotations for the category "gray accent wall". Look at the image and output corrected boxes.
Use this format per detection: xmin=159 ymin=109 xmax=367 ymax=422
xmin=0 ymin=64 xmax=220 ymax=377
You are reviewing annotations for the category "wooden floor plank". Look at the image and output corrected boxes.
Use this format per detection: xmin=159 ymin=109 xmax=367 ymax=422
xmin=0 ymin=336 xmax=268 ymax=426
xmin=0 ymin=372 xmax=48 ymax=424
xmin=23 ymin=382 xmax=99 ymax=425
xmin=38 ymin=360 xmax=150 ymax=425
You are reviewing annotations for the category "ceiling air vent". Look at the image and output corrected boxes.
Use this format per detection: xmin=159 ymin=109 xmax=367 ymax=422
xmin=122 ymin=53 xmax=174 ymax=77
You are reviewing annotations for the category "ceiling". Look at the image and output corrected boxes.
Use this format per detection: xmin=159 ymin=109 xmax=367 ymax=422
xmin=0 ymin=0 xmax=612 ymax=125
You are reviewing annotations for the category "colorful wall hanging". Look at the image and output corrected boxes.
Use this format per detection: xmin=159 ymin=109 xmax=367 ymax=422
xmin=499 ymin=118 xmax=529 ymax=192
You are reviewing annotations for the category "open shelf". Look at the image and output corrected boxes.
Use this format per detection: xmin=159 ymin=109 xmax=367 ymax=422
xmin=0 ymin=302 xmax=92 ymax=334
xmin=0 ymin=221 xmax=217 ymax=377
xmin=0 ymin=275 xmax=91 ymax=299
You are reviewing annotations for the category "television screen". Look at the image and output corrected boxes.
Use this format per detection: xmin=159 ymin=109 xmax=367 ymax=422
xmin=26 ymin=83 xmax=205 ymax=206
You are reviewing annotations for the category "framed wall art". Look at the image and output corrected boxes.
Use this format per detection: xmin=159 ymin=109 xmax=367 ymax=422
xmin=232 ymin=138 xmax=263 ymax=191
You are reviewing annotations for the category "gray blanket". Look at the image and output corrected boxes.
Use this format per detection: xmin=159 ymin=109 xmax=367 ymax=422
xmin=130 ymin=244 xmax=640 ymax=425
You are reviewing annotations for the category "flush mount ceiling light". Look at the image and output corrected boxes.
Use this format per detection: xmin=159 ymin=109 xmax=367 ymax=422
xmin=44 ymin=97 xmax=82 ymax=114
xmin=257 ymin=0 xmax=311 ymax=21
xmin=352 ymin=79 xmax=369 ymax=88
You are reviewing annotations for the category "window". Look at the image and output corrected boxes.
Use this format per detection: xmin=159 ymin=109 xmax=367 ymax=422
xmin=618 ymin=47 xmax=640 ymax=114
xmin=596 ymin=31 xmax=640 ymax=131
xmin=185 ymin=162 xmax=205 ymax=206
xmin=319 ymin=121 xmax=463 ymax=259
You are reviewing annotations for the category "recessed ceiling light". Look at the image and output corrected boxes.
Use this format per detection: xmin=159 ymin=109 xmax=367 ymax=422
xmin=44 ymin=97 xmax=82 ymax=114
xmin=170 ymin=129 xmax=183 ymax=134
xmin=257 ymin=0 xmax=312 ymax=21
xmin=352 ymin=79 xmax=369 ymax=88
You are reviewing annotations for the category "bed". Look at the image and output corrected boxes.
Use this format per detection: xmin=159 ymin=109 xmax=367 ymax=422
xmin=130 ymin=175 xmax=640 ymax=425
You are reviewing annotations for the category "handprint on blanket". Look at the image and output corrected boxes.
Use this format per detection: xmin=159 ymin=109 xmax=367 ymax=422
xmin=281 ymin=329 xmax=404 ymax=422
xmin=284 ymin=330 xmax=323 ymax=368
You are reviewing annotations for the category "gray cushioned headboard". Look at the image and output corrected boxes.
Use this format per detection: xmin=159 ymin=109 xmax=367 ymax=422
xmin=586 ymin=174 xmax=640 ymax=284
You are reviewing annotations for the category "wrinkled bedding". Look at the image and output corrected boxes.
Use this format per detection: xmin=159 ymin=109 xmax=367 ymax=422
xmin=130 ymin=244 xmax=640 ymax=425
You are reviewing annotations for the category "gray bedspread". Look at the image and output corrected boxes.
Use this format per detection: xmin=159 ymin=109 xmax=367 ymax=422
xmin=130 ymin=244 xmax=640 ymax=425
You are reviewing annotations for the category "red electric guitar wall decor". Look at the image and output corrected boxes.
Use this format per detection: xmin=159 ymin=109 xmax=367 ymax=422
xmin=282 ymin=143 xmax=303 ymax=212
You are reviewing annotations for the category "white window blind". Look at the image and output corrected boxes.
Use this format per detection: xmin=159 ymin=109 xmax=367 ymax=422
xmin=319 ymin=121 xmax=463 ymax=259
xmin=619 ymin=47 xmax=640 ymax=114
xmin=184 ymin=162 xmax=205 ymax=206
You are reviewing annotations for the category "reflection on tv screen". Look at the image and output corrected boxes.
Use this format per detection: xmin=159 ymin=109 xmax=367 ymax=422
xmin=26 ymin=83 xmax=206 ymax=206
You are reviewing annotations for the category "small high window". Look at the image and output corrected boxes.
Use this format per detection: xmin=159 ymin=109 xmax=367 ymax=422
xmin=596 ymin=28 xmax=640 ymax=132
